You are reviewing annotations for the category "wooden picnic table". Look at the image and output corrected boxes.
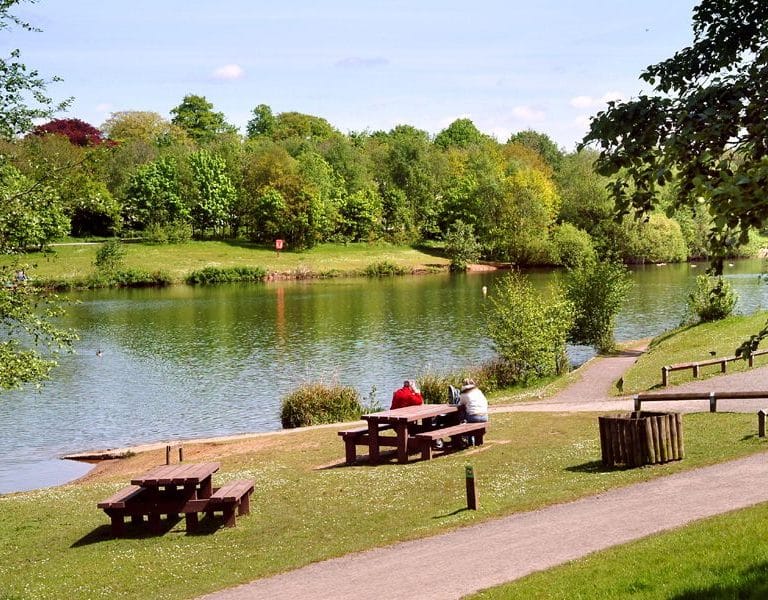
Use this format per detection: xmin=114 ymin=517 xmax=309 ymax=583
xmin=362 ymin=404 xmax=460 ymax=464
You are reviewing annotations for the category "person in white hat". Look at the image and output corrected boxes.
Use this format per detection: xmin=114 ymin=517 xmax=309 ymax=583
xmin=458 ymin=378 xmax=488 ymax=423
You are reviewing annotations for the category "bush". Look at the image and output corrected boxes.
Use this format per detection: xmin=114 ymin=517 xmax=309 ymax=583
xmin=562 ymin=259 xmax=631 ymax=353
xmin=486 ymin=272 xmax=574 ymax=382
xmin=280 ymin=382 xmax=363 ymax=428
xmin=687 ymin=275 xmax=738 ymax=323
xmin=444 ymin=220 xmax=481 ymax=271
xmin=94 ymin=239 xmax=125 ymax=272
xmin=551 ymin=223 xmax=596 ymax=268
xmin=185 ymin=266 xmax=267 ymax=285
xmin=144 ymin=221 xmax=193 ymax=244
xmin=363 ymin=260 xmax=408 ymax=277
xmin=110 ymin=268 xmax=173 ymax=288
xmin=617 ymin=214 xmax=688 ymax=264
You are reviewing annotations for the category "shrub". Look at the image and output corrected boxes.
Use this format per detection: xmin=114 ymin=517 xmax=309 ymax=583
xmin=687 ymin=275 xmax=738 ymax=323
xmin=486 ymin=271 xmax=574 ymax=382
xmin=110 ymin=268 xmax=173 ymax=288
xmin=280 ymin=382 xmax=363 ymax=428
xmin=444 ymin=220 xmax=481 ymax=271
xmin=185 ymin=266 xmax=267 ymax=285
xmin=363 ymin=260 xmax=408 ymax=277
xmin=562 ymin=259 xmax=631 ymax=353
xmin=94 ymin=239 xmax=126 ymax=272
xmin=144 ymin=221 xmax=193 ymax=244
xmin=617 ymin=213 xmax=688 ymax=264
xmin=551 ymin=223 xmax=596 ymax=268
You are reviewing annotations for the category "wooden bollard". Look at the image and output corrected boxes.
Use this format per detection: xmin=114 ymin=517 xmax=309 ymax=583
xmin=709 ymin=391 xmax=717 ymax=413
xmin=759 ymin=409 xmax=767 ymax=438
xmin=166 ymin=445 xmax=171 ymax=465
xmin=178 ymin=446 xmax=184 ymax=462
xmin=465 ymin=465 xmax=478 ymax=510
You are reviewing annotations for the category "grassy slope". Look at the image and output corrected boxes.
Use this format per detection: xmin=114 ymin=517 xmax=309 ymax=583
xmin=0 ymin=412 xmax=766 ymax=599
xmin=7 ymin=241 xmax=450 ymax=281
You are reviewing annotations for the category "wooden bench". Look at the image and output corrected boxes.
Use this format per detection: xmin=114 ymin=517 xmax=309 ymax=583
xmin=661 ymin=349 xmax=768 ymax=386
xmin=414 ymin=422 xmax=487 ymax=460
xmin=97 ymin=485 xmax=151 ymax=535
xmin=338 ymin=424 xmax=393 ymax=465
xmin=182 ymin=479 xmax=255 ymax=530
xmin=635 ymin=391 xmax=768 ymax=412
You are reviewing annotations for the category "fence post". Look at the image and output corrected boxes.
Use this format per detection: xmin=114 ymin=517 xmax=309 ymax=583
xmin=165 ymin=445 xmax=171 ymax=465
xmin=759 ymin=409 xmax=767 ymax=438
xmin=178 ymin=446 xmax=184 ymax=462
xmin=633 ymin=395 xmax=641 ymax=412
xmin=709 ymin=392 xmax=717 ymax=413
xmin=662 ymin=367 xmax=669 ymax=387
xmin=465 ymin=465 xmax=478 ymax=510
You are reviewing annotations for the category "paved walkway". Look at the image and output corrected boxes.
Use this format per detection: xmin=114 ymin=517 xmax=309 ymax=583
xmin=198 ymin=347 xmax=768 ymax=600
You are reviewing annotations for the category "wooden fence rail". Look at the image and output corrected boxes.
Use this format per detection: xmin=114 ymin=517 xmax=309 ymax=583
xmin=634 ymin=390 xmax=768 ymax=412
xmin=661 ymin=348 xmax=768 ymax=386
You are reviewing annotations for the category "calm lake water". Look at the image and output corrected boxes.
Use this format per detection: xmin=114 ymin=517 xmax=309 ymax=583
xmin=2 ymin=259 xmax=767 ymax=494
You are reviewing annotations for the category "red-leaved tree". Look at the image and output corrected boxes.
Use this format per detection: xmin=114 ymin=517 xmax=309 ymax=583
xmin=31 ymin=118 xmax=103 ymax=146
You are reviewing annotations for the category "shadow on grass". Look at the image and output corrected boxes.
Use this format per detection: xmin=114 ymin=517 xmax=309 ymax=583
xmin=433 ymin=507 xmax=471 ymax=519
xmin=72 ymin=514 xmax=229 ymax=546
xmin=565 ymin=460 xmax=628 ymax=474
xmin=670 ymin=561 xmax=768 ymax=599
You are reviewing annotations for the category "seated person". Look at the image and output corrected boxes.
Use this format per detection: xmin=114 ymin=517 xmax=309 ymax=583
xmin=458 ymin=378 xmax=488 ymax=423
xmin=390 ymin=379 xmax=423 ymax=409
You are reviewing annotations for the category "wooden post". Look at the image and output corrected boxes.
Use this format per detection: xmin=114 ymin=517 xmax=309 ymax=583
xmin=749 ymin=354 xmax=755 ymax=368
xmin=465 ymin=465 xmax=478 ymax=510
xmin=178 ymin=446 xmax=184 ymax=462
xmin=759 ymin=409 xmax=767 ymax=438
xmin=693 ymin=364 xmax=701 ymax=378
xmin=661 ymin=367 xmax=669 ymax=387
xmin=720 ymin=359 xmax=727 ymax=374
xmin=166 ymin=445 xmax=171 ymax=465
xmin=709 ymin=391 xmax=717 ymax=413
xmin=634 ymin=395 xmax=641 ymax=411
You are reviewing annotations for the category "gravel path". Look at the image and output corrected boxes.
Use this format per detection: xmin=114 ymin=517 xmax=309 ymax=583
xmin=197 ymin=346 xmax=768 ymax=600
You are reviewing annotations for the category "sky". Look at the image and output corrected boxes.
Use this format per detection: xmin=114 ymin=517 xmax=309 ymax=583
xmin=7 ymin=0 xmax=701 ymax=151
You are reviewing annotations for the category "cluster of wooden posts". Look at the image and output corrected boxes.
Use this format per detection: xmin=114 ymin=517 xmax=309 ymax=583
xmin=598 ymin=411 xmax=684 ymax=468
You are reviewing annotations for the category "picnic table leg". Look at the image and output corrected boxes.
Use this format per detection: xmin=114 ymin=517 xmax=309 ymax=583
xmin=367 ymin=420 xmax=380 ymax=465
xmin=395 ymin=423 xmax=409 ymax=463
xmin=199 ymin=477 xmax=213 ymax=498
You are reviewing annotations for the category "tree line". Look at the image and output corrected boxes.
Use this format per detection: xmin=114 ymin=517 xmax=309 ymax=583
xmin=1 ymin=96 xmax=754 ymax=265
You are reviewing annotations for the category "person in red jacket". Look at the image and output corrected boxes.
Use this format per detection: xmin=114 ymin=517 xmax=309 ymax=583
xmin=390 ymin=379 xmax=423 ymax=409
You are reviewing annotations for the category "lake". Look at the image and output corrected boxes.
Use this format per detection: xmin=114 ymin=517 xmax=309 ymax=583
xmin=1 ymin=259 xmax=766 ymax=494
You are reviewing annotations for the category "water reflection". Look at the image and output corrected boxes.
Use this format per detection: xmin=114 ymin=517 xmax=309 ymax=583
xmin=1 ymin=259 xmax=767 ymax=494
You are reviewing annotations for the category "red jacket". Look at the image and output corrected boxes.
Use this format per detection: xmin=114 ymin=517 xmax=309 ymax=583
xmin=390 ymin=386 xmax=423 ymax=409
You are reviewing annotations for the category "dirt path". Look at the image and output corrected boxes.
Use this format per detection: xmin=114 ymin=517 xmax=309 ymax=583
xmin=196 ymin=346 xmax=768 ymax=600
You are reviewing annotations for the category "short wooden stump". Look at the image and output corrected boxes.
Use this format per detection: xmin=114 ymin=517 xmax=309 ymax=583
xmin=598 ymin=411 xmax=684 ymax=468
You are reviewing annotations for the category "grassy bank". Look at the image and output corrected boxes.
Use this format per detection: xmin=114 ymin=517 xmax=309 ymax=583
xmin=620 ymin=311 xmax=768 ymax=393
xmin=5 ymin=241 xmax=450 ymax=285
xmin=0 ymin=411 xmax=765 ymax=599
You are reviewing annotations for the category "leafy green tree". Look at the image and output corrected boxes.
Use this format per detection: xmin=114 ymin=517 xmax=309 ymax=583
xmin=687 ymin=275 xmax=737 ymax=323
xmin=0 ymin=1 xmax=71 ymax=139
xmin=93 ymin=238 xmax=126 ymax=273
xmin=60 ymin=174 xmax=121 ymax=237
xmin=0 ymin=265 xmax=76 ymax=389
xmin=434 ymin=118 xmax=490 ymax=149
xmin=243 ymin=187 xmax=288 ymax=242
xmin=124 ymin=157 xmax=187 ymax=230
xmin=551 ymin=223 xmax=596 ymax=268
xmin=187 ymin=150 xmax=236 ymax=236
xmin=338 ymin=188 xmax=382 ymax=242
xmin=444 ymin=220 xmax=481 ymax=271
xmin=0 ymin=164 xmax=69 ymax=251
xmin=562 ymin=260 xmax=631 ymax=353
xmin=101 ymin=110 xmax=190 ymax=146
xmin=170 ymin=94 xmax=237 ymax=144
xmin=246 ymin=104 xmax=276 ymax=139
xmin=616 ymin=213 xmax=688 ymax=264
xmin=582 ymin=0 xmax=768 ymax=276
xmin=507 ymin=129 xmax=563 ymax=170
xmin=486 ymin=271 xmax=575 ymax=381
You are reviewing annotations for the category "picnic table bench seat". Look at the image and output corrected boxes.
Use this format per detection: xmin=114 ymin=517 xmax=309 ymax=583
xmin=338 ymin=423 xmax=393 ymax=465
xmin=184 ymin=479 xmax=255 ymax=530
xmin=97 ymin=485 xmax=152 ymax=535
xmin=414 ymin=422 xmax=487 ymax=460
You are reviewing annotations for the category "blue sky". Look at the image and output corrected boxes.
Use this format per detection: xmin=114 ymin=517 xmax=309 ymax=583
xmin=8 ymin=0 xmax=699 ymax=150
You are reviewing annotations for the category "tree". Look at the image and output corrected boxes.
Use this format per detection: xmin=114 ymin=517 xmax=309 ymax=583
xmin=246 ymin=104 xmax=276 ymax=139
xmin=187 ymin=150 xmax=236 ymax=236
xmin=101 ymin=110 xmax=190 ymax=146
xmin=31 ymin=118 xmax=104 ymax=146
xmin=170 ymin=94 xmax=237 ymax=144
xmin=434 ymin=118 xmax=491 ymax=149
xmin=444 ymin=220 xmax=481 ymax=271
xmin=486 ymin=271 xmax=574 ymax=381
xmin=562 ymin=259 xmax=631 ymax=353
xmin=0 ymin=1 xmax=71 ymax=140
xmin=582 ymin=0 xmax=768 ymax=276
xmin=124 ymin=157 xmax=187 ymax=230
xmin=507 ymin=130 xmax=563 ymax=170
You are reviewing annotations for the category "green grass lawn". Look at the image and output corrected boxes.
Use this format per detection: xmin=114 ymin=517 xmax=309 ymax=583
xmin=4 ymin=241 xmax=450 ymax=282
xmin=619 ymin=311 xmax=768 ymax=394
xmin=0 ymin=411 xmax=765 ymax=599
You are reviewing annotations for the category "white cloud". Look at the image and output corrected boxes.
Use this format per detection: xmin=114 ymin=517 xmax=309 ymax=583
xmin=212 ymin=64 xmax=245 ymax=80
xmin=569 ymin=91 xmax=626 ymax=109
xmin=511 ymin=105 xmax=545 ymax=121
